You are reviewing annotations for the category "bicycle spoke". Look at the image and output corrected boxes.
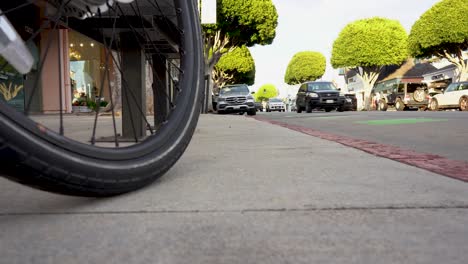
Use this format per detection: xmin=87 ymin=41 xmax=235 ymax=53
xmin=57 ymin=29 xmax=64 ymax=135
xmin=132 ymin=0 xmax=179 ymax=123
xmin=0 ymin=0 xmax=35 ymax=16
xmin=25 ymin=0 xmax=71 ymax=114
xmin=1 ymin=0 xmax=197 ymax=147
xmin=91 ymin=9 xmax=119 ymax=145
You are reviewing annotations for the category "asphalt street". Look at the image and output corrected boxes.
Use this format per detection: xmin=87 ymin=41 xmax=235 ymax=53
xmin=256 ymin=111 xmax=468 ymax=162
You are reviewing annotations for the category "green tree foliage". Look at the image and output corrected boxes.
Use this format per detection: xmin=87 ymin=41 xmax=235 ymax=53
xmin=331 ymin=17 xmax=408 ymax=109
xmin=202 ymin=0 xmax=278 ymax=111
xmin=408 ymin=0 xmax=468 ymax=81
xmin=254 ymin=83 xmax=278 ymax=102
xmin=214 ymin=46 xmax=255 ymax=89
xmin=284 ymin=51 xmax=326 ymax=85
xmin=204 ymin=0 xmax=278 ymax=47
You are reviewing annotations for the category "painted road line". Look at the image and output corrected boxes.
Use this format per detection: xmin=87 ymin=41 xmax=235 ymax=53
xmin=252 ymin=116 xmax=468 ymax=183
xmin=356 ymin=118 xmax=448 ymax=126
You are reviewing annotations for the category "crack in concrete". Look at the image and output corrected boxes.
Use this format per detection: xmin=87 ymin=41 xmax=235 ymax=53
xmin=1 ymin=205 xmax=468 ymax=216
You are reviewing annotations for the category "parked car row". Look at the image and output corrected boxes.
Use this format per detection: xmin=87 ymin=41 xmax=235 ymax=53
xmin=214 ymin=81 xmax=467 ymax=116
xmin=376 ymin=81 xmax=468 ymax=111
xmin=376 ymin=83 xmax=429 ymax=111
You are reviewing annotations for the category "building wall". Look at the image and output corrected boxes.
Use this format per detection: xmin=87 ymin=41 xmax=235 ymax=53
xmin=40 ymin=29 xmax=69 ymax=113
xmin=346 ymin=75 xmax=365 ymax=110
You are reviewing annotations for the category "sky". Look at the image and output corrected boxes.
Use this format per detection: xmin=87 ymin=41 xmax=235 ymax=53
xmin=248 ymin=0 xmax=441 ymax=98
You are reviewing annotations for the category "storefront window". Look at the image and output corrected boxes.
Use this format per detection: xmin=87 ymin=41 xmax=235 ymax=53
xmin=68 ymin=31 xmax=107 ymax=107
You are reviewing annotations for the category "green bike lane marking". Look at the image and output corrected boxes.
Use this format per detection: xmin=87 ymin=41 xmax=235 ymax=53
xmin=356 ymin=118 xmax=449 ymax=126
xmin=317 ymin=116 xmax=349 ymax=120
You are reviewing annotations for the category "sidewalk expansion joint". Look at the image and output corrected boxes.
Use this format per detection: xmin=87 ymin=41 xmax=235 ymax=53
xmin=2 ymin=205 xmax=468 ymax=217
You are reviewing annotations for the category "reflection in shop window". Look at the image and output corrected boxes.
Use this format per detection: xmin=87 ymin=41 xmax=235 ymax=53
xmin=68 ymin=31 xmax=110 ymax=107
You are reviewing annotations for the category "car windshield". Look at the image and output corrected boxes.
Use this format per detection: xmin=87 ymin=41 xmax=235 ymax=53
xmin=307 ymin=82 xmax=337 ymax=91
xmin=219 ymin=85 xmax=249 ymax=95
xmin=269 ymin=98 xmax=282 ymax=102
xmin=407 ymin=83 xmax=427 ymax=93
xmin=444 ymin=83 xmax=458 ymax=93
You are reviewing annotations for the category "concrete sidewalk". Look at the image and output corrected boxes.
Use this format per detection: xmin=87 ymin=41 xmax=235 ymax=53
xmin=1 ymin=114 xmax=468 ymax=264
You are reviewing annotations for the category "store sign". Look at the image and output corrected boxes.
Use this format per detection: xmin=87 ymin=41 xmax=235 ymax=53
xmin=200 ymin=0 xmax=216 ymax=24
xmin=0 ymin=71 xmax=25 ymax=112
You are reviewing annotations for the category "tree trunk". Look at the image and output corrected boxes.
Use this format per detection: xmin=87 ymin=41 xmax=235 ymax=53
xmin=456 ymin=63 xmax=468 ymax=82
xmin=362 ymin=83 xmax=372 ymax=111
xmin=204 ymin=64 xmax=215 ymax=112
xmin=356 ymin=68 xmax=380 ymax=111
xmin=202 ymin=31 xmax=233 ymax=113
xmin=440 ymin=49 xmax=468 ymax=82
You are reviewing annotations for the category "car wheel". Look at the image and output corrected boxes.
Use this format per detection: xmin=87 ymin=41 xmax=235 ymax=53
xmin=395 ymin=98 xmax=405 ymax=111
xmin=430 ymin=98 xmax=439 ymax=111
xmin=459 ymin=96 xmax=468 ymax=111
xmin=306 ymin=102 xmax=312 ymax=113
xmin=297 ymin=105 xmax=302 ymax=113
xmin=247 ymin=110 xmax=256 ymax=116
xmin=379 ymin=100 xmax=388 ymax=111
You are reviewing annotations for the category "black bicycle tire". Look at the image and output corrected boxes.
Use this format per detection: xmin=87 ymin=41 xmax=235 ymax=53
xmin=0 ymin=0 xmax=204 ymax=196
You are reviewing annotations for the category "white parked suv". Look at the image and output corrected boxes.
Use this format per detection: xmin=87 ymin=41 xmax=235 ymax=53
xmin=266 ymin=98 xmax=285 ymax=112
xmin=429 ymin=82 xmax=468 ymax=111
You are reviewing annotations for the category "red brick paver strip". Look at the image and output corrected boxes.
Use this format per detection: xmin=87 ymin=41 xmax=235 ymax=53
xmin=253 ymin=117 xmax=468 ymax=182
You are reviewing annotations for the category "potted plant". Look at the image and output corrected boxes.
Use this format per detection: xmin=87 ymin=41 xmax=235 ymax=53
xmin=72 ymin=96 xmax=92 ymax=113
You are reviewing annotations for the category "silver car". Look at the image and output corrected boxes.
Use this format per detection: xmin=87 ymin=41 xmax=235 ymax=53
xmin=266 ymin=98 xmax=285 ymax=112
xmin=217 ymin=84 xmax=257 ymax=115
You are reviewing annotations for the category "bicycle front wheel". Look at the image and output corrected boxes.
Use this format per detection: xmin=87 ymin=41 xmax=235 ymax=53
xmin=0 ymin=0 xmax=204 ymax=196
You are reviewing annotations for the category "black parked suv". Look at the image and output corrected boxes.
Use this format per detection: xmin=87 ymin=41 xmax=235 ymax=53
xmin=296 ymin=81 xmax=345 ymax=113
xmin=377 ymin=83 xmax=429 ymax=111
xmin=217 ymin=84 xmax=256 ymax=115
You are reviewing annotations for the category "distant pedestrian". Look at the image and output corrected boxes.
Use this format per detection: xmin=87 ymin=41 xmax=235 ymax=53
xmin=375 ymin=92 xmax=381 ymax=110
xmin=262 ymin=100 xmax=267 ymax=112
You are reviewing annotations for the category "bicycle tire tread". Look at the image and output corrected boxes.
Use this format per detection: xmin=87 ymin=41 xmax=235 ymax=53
xmin=0 ymin=123 xmax=195 ymax=196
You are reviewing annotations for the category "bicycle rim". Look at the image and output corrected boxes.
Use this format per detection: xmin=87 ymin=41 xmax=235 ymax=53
xmin=0 ymin=0 xmax=203 ymax=196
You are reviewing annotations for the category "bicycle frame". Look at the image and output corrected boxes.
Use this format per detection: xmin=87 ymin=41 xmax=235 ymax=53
xmin=0 ymin=12 xmax=34 ymax=74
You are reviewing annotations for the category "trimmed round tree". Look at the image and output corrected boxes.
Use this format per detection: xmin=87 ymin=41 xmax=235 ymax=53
xmin=255 ymin=83 xmax=278 ymax=102
xmin=331 ymin=17 xmax=408 ymax=110
xmin=284 ymin=51 xmax=326 ymax=85
xmin=214 ymin=46 xmax=255 ymax=91
xmin=203 ymin=0 xmax=278 ymax=111
xmin=408 ymin=0 xmax=468 ymax=81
